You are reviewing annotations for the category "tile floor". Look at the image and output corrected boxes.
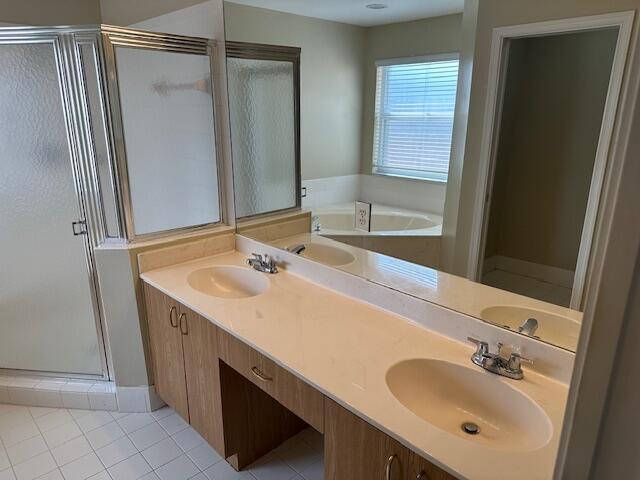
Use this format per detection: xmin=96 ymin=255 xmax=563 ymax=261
xmin=0 ymin=403 xmax=323 ymax=480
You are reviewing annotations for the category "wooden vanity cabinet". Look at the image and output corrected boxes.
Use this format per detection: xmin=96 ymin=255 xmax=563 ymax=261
xmin=143 ymin=284 xmax=225 ymax=453
xmin=324 ymin=399 xmax=457 ymax=480
xmin=143 ymin=283 xmax=189 ymax=420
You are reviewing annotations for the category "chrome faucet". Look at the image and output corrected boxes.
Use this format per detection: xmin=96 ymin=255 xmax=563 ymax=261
xmin=311 ymin=215 xmax=321 ymax=232
xmin=518 ymin=318 xmax=539 ymax=337
xmin=247 ymin=253 xmax=278 ymax=274
xmin=467 ymin=337 xmax=532 ymax=380
xmin=287 ymin=244 xmax=306 ymax=255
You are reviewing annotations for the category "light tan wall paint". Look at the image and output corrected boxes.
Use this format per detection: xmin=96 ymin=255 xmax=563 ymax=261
xmin=223 ymin=2 xmax=366 ymax=181
xmin=484 ymin=30 xmax=618 ymax=271
xmin=0 ymin=0 xmax=101 ymax=25
xmin=360 ymin=14 xmax=463 ymax=174
xmin=100 ymin=0 xmax=210 ymax=25
xmin=444 ymin=0 xmax=640 ymax=277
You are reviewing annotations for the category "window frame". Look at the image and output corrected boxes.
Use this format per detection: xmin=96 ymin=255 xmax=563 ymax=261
xmin=371 ymin=52 xmax=460 ymax=184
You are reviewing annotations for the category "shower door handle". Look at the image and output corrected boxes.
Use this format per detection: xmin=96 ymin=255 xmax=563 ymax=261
xmin=72 ymin=220 xmax=87 ymax=236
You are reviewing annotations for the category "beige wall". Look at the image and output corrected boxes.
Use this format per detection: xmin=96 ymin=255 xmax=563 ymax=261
xmin=224 ymin=2 xmax=366 ymax=181
xmin=360 ymin=14 xmax=463 ymax=175
xmin=443 ymin=0 xmax=640 ymax=277
xmin=100 ymin=0 xmax=210 ymax=25
xmin=484 ymin=30 xmax=618 ymax=271
xmin=0 ymin=0 xmax=100 ymax=25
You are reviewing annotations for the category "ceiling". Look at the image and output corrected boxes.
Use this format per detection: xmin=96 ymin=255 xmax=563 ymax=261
xmin=224 ymin=0 xmax=464 ymax=27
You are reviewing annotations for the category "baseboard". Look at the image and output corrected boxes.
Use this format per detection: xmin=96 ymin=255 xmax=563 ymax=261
xmin=485 ymin=255 xmax=575 ymax=288
xmin=115 ymin=385 xmax=166 ymax=413
xmin=0 ymin=375 xmax=117 ymax=411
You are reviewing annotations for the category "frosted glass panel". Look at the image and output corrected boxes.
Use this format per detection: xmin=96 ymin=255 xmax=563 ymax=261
xmin=227 ymin=57 xmax=297 ymax=218
xmin=0 ymin=43 xmax=102 ymax=375
xmin=115 ymin=47 xmax=221 ymax=236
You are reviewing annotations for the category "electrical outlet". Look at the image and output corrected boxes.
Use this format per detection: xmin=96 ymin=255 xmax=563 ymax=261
xmin=355 ymin=201 xmax=371 ymax=232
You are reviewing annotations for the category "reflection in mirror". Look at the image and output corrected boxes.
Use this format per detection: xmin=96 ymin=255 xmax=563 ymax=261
xmin=225 ymin=1 xmax=628 ymax=352
xmin=113 ymin=46 xmax=221 ymax=236
xmin=227 ymin=42 xmax=300 ymax=219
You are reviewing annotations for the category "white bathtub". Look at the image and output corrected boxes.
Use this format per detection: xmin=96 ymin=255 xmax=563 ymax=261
xmin=313 ymin=203 xmax=442 ymax=237
xmin=312 ymin=203 xmax=442 ymax=268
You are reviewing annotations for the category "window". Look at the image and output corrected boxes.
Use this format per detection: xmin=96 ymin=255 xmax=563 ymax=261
xmin=372 ymin=54 xmax=460 ymax=182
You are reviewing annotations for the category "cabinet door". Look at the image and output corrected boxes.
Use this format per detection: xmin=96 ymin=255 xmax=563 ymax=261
xmin=143 ymin=283 xmax=189 ymax=420
xmin=408 ymin=451 xmax=459 ymax=480
xmin=179 ymin=304 xmax=225 ymax=455
xmin=325 ymin=399 xmax=408 ymax=480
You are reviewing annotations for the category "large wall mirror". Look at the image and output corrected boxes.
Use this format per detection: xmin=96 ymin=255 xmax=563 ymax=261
xmin=225 ymin=0 xmax=633 ymax=353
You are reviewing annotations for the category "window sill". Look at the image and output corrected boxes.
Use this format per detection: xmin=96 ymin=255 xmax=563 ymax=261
xmin=371 ymin=171 xmax=448 ymax=185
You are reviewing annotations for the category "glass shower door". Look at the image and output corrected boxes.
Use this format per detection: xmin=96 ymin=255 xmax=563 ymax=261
xmin=0 ymin=40 xmax=104 ymax=375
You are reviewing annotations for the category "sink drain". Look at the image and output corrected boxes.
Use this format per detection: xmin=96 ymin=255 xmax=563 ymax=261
xmin=461 ymin=422 xmax=480 ymax=435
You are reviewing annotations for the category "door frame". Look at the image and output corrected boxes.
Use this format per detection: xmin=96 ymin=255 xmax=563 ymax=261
xmin=0 ymin=26 xmax=112 ymax=380
xmin=466 ymin=11 xmax=635 ymax=310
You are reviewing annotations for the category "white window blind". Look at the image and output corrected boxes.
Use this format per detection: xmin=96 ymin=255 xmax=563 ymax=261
xmin=372 ymin=55 xmax=460 ymax=182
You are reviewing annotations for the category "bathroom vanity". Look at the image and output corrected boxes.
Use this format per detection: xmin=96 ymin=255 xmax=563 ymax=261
xmin=140 ymin=250 xmax=567 ymax=480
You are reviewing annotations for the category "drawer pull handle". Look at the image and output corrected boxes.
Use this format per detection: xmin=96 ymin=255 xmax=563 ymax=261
xmin=251 ymin=366 xmax=272 ymax=382
xmin=179 ymin=313 xmax=188 ymax=335
xmin=169 ymin=306 xmax=178 ymax=328
xmin=416 ymin=471 xmax=429 ymax=480
xmin=385 ymin=454 xmax=396 ymax=480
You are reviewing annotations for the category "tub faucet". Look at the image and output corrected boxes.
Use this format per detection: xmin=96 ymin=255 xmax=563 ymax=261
xmin=467 ymin=337 xmax=532 ymax=380
xmin=311 ymin=215 xmax=321 ymax=232
xmin=247 ymin=253 xmax=278 ymax=274
xmin=287 ymin=244 xmax=306 ymax=255
xmin=518 ymin=318 xmax=539 ymax=337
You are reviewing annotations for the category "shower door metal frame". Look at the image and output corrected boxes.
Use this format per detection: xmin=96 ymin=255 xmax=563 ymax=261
xmin=100 ymin=25 xmax=228 ymax=241
xmin=226 ymin=41 xmax=302 ymax=221
xmin=0 ymin=25 xmax=112 ymax=380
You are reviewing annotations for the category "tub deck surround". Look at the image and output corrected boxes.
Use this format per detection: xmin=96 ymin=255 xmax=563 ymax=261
xmin=140 ymin=250 xmax=568 ymax=480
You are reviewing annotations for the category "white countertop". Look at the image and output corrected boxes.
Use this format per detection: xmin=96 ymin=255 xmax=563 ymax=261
xmin=140 ymin=250 xmax=568 ymax=480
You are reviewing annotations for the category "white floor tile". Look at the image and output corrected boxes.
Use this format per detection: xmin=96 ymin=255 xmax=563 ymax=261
xmin=41 ymin=422 xmax=82 ymax=449
xmin=204 ymin=461 xmax=253 ymax=480
xmin=12 ymin=451 xmax=57 ymax=480
xmin=2 ymin=421 xmax=41 ymax=448
xmin=186 ymin=443 xmax=222 ymax=471
xmin=156 ymin=414 xmax=187 ymax=436
xmin=298 ymin=460 xmax=323 ymax=480
xmin=248 ymin=453 xmax=297 ymax=480
xmin=87 ymin=472 xmax=111 ymax=480
xmin=128 ymin=423 xmax=167 ymax=451
xmin=137 ymin=472 xmax=160 ymax=480
xmin=154 ymin=455 xmax=199 ymax=480
xmin=172 ymin=427 xmax=204 ymax=452
xmin=6 ymin=435 xmax=48 ymax=466
xmin=107 ymin=453 xmax=152 ymax=480
xmin=32 ymin=469 xmax=63 ymax=480
xmin=0 ymin=468 xmax=15 ymax=480
xmin=51 ymin=436 xmax=92 ymax=467
xmin=85 ymin=422 xmax=126 ymax=451
xmin=0 ymin=450 xmax=8 ymax=472
xmin=276 ymin=441 xmax=320 ymax=474
xmin=75 ymin=412 xmax=113 ymax=434
xmin=69 ymin=410 xmax=92 ymax=421
xmin=95 ymin=437 xmax=137 ymax=468
xmin=189 ymin=474 xmax=208 ymax=480
xmin=141 ymin=438 xmax=182 ymax=469
xmin=0 ymin=410 xmax=32 ymax=433
xmin=59 ymin=452 xmax=104 ymax=480
xmin=34 ymin=411 xmax=72 ymax=433
xmin=149 ymin=408 xmax=173 ymax=421
xmin=116 ymin=414 xmax=154 ymax=435
xmin=27 ymin=408 xmax=58 ymax=419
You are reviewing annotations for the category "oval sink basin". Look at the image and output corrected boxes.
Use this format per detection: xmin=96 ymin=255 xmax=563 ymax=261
xmin=386 ymin=359 xmax=552 ymax=452
xmin=288 ymin=243 xmax=355 ymax=267
xmin=187 ymin=266 xmax=269 ymax=299
xmin=481 ymin=305 xmax=581 ymax=351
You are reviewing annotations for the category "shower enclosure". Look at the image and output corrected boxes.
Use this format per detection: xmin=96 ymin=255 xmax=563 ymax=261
xmin=0 ymin=25 xmax=224 ymax=379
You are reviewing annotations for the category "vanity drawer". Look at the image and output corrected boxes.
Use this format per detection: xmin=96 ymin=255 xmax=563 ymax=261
xmin=217 ymin=330 xmax=324 ymax=432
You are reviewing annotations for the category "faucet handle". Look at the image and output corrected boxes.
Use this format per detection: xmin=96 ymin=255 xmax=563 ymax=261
xmin=467 ymin=337 xmax=489 ymax=356
xmin=250 ymin=253 xmax=263 ymax=261
xmin=507 ymin=352 xmax=533 ymax=371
